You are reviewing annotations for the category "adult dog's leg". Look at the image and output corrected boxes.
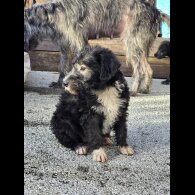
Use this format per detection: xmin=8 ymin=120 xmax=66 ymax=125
xmin=139 ymin=52 xmax=153 ymax=94
xmin=50 ymin=37 xmax=87 ymax=88
xmin=123 ymin=39 xmax=143 ymax=96
xmin=49 ymin=49 xmax=74 ymax=88
xmin=122 ymin=1 xmax=160 ymax=95
xmin=123 ymin=31 xmax=154 ymax=96
xmin=113 ymin=116 xmax=134 ymax=155
xmin=123 ymin=22 xmax=145 ymax=96
xmin=130 ymin=61 xmax=143 ymax=96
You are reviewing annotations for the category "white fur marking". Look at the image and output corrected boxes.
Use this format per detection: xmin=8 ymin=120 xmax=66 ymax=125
xmin=92 ymin=86 xmax=125 ymax=134
xmin=115 ymin=81 xmax=125 ymax=93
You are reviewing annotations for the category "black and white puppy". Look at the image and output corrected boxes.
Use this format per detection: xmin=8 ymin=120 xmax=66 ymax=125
xmin=50 ymin=45 xmax=134 ymax=162
xmin=154 ymin=41 xmax=170 ymax=85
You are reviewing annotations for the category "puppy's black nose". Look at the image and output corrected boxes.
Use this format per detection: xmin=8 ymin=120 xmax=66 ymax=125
xmin=63 ymin=81 xmax=69 ymax=87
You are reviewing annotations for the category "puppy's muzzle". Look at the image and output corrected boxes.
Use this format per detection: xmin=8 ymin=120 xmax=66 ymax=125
xmin=63 ymin=80 xmax=69 ymax=87
xmin=63 ymin=68 xmax=81 ymax=86
xmin=63 ymin=76 xmax=76 ymax=88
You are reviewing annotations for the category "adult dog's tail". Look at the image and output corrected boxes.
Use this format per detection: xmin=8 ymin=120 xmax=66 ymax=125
xmin=160 ymin=11 xmax=170 ymax=28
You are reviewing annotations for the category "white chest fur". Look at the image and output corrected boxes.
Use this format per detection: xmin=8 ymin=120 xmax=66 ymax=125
xmin=92 ymin=86 xmax=125 ymax=134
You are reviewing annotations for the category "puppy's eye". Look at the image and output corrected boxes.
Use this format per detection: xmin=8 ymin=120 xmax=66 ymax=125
xmin=80 ymin=66 xmax=86 ymax=71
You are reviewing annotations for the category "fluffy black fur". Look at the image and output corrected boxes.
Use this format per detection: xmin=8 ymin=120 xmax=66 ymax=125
xmin=51 ymin=79 xmax=104 ymax=150
xmin=154 ymin=41 xmax=170 ymax=59
xmin=50 ymin=45 xmax=131 ymax=159
xmin=154 ymin=41 xmax=170 ymax=85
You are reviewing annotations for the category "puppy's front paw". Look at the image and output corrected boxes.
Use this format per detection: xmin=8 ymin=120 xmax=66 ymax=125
xmin=92 ymin=148 xmax=108 ymax=162
xmin=75 ymin=146 xmax=87 ymax=155
xmin=119 ymin=146 xmax=134 ymax=155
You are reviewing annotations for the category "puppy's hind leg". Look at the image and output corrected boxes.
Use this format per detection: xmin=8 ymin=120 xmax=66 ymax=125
xmin=103 ymin=133 xmax=113 ymax=146
xmin=50 ymin=115 xmax=84 ymax=150
xmin=75 ymin=145 xmax=87 ymax=155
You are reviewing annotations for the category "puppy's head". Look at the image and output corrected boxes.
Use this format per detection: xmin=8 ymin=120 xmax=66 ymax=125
xmin=63 ymin=45 xmax=121 ymax=88
xmin=154 ymin=41 xmax=170 ymax=59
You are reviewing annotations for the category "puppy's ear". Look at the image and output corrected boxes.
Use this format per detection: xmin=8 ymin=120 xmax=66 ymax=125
xmin=98 ymin=49 xmax=121 ymax=81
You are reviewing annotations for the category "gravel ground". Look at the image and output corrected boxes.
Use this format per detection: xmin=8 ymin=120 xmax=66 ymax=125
xmin=24 ymin=72 xmax=170 ymax=195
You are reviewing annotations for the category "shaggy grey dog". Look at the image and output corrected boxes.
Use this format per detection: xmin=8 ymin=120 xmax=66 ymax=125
xmin=24 ymin=0 xmax=169 ymax=95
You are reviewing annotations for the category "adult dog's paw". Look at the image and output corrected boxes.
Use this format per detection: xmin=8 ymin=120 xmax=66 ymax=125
xmin=92 ymin=148 xmax=108 ymax=162
xmin=119 ymin=146 xmax=134 ymax=155
xmin=130 ymin=91 xmax=138 ymax=96
xmin=138 ymin=89 xmax=150 ymax=94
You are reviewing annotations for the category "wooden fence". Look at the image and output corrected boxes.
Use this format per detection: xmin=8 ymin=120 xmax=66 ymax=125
xmin=29 ymin=37 xmax=170 ymax=78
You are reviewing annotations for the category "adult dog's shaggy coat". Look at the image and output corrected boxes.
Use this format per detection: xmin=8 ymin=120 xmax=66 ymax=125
xmin=50 ymin=45 xmax=134 ymax=162
xmin=24 ymin=0 xmax=170 ymax=95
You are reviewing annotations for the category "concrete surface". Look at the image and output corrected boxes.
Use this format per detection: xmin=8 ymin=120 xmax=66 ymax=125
xmin=24 ymin=71 xmax=170 ymax=195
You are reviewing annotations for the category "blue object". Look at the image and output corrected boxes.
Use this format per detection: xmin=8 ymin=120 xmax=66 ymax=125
xmin=156 ymin=0 xmax=170 ymax=38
